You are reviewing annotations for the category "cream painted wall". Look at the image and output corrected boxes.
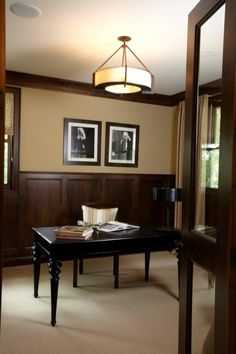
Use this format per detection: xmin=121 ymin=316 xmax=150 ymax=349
xmin=20 ymin=87 xmax=177 ymax=174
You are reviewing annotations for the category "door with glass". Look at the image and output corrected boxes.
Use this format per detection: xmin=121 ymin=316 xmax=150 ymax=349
xmin=179 ymin=0 xmax=236 ymax=353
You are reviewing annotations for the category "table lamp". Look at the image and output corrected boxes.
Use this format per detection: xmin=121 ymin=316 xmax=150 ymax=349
xmin=152 ymin=187 xmax=182 ymax=231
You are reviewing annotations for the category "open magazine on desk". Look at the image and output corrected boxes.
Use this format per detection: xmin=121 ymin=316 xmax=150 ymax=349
xmin=97 ymin=220 xmax=140 ymax=232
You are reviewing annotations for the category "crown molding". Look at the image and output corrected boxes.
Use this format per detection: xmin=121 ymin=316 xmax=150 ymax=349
xmin=6 ymin=71 xmax=222 ymax=107
xmin=6 ymin=70 xmax=175 ymax=106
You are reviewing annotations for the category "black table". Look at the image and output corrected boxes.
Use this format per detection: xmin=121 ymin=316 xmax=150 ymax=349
xmin=32 ymin=226 xmax=180 ymax=326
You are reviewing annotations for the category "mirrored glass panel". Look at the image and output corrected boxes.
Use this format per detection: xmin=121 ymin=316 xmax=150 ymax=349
xmin=194 ymin=6 xmax=225 ymax=238
xmin=192 ymin=264 xmax=215 ymax=353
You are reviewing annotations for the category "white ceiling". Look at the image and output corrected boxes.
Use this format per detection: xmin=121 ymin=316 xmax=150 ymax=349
xmin=6 ymin=0 xmax=224 ymax=96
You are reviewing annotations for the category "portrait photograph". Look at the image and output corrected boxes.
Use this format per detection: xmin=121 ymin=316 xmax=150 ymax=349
xmin=64 ymin=118 xmax=101 ymax=165
xmin=105 ymin=122 xmax=139 ymax=167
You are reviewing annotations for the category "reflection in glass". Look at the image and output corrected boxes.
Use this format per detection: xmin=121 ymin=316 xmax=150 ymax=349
xmin=192 ymin=264 xmax=215 ymax=354
xmin=198 ymin=7 xmax=225 ymax=87
xmin=194 ymin=6 xmax=225 ymax=237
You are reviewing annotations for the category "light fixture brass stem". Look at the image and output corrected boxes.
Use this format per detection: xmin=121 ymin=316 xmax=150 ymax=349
xmin=125 ymin=44 xmax=152 ymax=73
xmin=95 ymin=44 xmax=123 ymax=72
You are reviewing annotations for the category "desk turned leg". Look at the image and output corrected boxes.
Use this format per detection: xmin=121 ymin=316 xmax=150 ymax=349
xmin=79 ymin=257 xmax=84 ymax=274
xmin=145 ymin=251 xmax=150 ymax=281
xmin=174 ymin=240 xmax=182 ymax=301
xmin=73 ymin=259 xmax=78 ymax=287
xmin=48 ymin=258 xmax=62 ymax=327
xmin=113 ymin=254 xmax=119 ymax=289
xmin=32 ymin=242 xmax=41 ymax=298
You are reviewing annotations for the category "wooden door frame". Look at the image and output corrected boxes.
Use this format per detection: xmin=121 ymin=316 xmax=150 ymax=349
xmin=179 ymin=0 xmax=236 ymax=353
xmin=215 ymin=0 xmax=236 ymax=351
xmin=0 ymin=0 xmax=5 ymax=326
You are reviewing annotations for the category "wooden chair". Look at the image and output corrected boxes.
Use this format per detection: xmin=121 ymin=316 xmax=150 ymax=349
xmin=73 ymin=203 xmax=118 ymax=287
xmin=81 ymin=203 xmax=118 ymax=226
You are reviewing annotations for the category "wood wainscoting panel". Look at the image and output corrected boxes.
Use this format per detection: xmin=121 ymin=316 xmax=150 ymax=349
xmin=66 ymin=176 xmax=103 ymax=224
xmin=3 ymin=188 xmax=22 ymax=261
xmin=3 ymin=199 xmax=19 ymax=256
xmin=19 ymin=174 xmax=63 ymax=252
xmin=102 ymin=175 xmax=136 ymax=223
xmin=3 ymin=172 xmax=175 ymax=266
xmin=137 ymin=174 xmax=176 ymax=225
xmin=205 ymin=188 xmax=218 ymax=227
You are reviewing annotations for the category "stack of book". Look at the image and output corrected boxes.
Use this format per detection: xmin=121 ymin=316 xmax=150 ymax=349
xmin=54 ymin=225 xmax=94 ymax=240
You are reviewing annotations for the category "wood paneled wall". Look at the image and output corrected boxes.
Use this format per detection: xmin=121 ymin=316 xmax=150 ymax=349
xmin=3 ymin=172 xmax=175 ymax=266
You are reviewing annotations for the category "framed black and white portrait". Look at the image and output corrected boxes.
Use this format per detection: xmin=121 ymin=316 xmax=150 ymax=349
xmin=105 ymin=122 xmax=139 ymax=167
xmin=63 ymin=118 xmax=101 ymax=165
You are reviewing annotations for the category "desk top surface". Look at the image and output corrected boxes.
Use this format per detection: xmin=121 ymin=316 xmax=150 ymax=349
xmin=33 ymin=225 xmax=180 ymax=245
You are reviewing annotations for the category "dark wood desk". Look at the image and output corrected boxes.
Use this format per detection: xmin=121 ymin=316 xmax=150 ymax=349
xmin=32 ymin=226 xmax=180 ymax=326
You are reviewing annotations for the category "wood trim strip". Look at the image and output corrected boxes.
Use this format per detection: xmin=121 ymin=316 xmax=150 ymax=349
xmin=6 ymin=70 xmax=223 ymax=107
xmin=170 ymin=79 xmax=222 ymax=106
xmin=6 ymin=70 xmax=173 ymax=106
xmin=0 ymin=0 xmax=5 ymax=324
xmin=5 ymin=87 xmax=21 ymax=193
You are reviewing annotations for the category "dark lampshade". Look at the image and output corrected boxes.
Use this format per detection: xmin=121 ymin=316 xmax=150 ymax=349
xmin=152 ymin=187 xmax=182 ymax=231
xmin=152 ymin=187 xmax=182 ymax=203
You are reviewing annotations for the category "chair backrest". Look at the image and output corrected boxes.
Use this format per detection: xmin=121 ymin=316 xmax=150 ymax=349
xmin=82 ymin=203 xmax=118 ymax=225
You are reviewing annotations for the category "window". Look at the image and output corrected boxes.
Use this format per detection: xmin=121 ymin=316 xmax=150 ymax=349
xmin=203 ymin=105 xmax=221 ymax=188
xmin=4 ymin=87 xmax=20 ymax=191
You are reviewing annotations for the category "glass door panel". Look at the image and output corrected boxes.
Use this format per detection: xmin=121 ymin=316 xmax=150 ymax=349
xmin=192 ymin=264 xmax=215 ymax=353
xmin=194 ymin=6 xmax=225 ymax=238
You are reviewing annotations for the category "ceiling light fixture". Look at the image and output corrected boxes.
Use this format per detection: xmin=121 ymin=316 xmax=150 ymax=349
xmin=9 ymin=3 xmax=42 ymax=18
xmin=93 ymin=36 xmax=154 ymax=94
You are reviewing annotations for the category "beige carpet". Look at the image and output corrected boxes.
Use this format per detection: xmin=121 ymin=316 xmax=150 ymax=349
xmin=0 ymin=252 xmax=214 ymax=354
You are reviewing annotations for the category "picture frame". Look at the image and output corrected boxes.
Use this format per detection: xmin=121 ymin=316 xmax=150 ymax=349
xmin=105 ymin=122 xmax=139 ymax=167
xmin=63 ymin=118 xmax=101 ymax=165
